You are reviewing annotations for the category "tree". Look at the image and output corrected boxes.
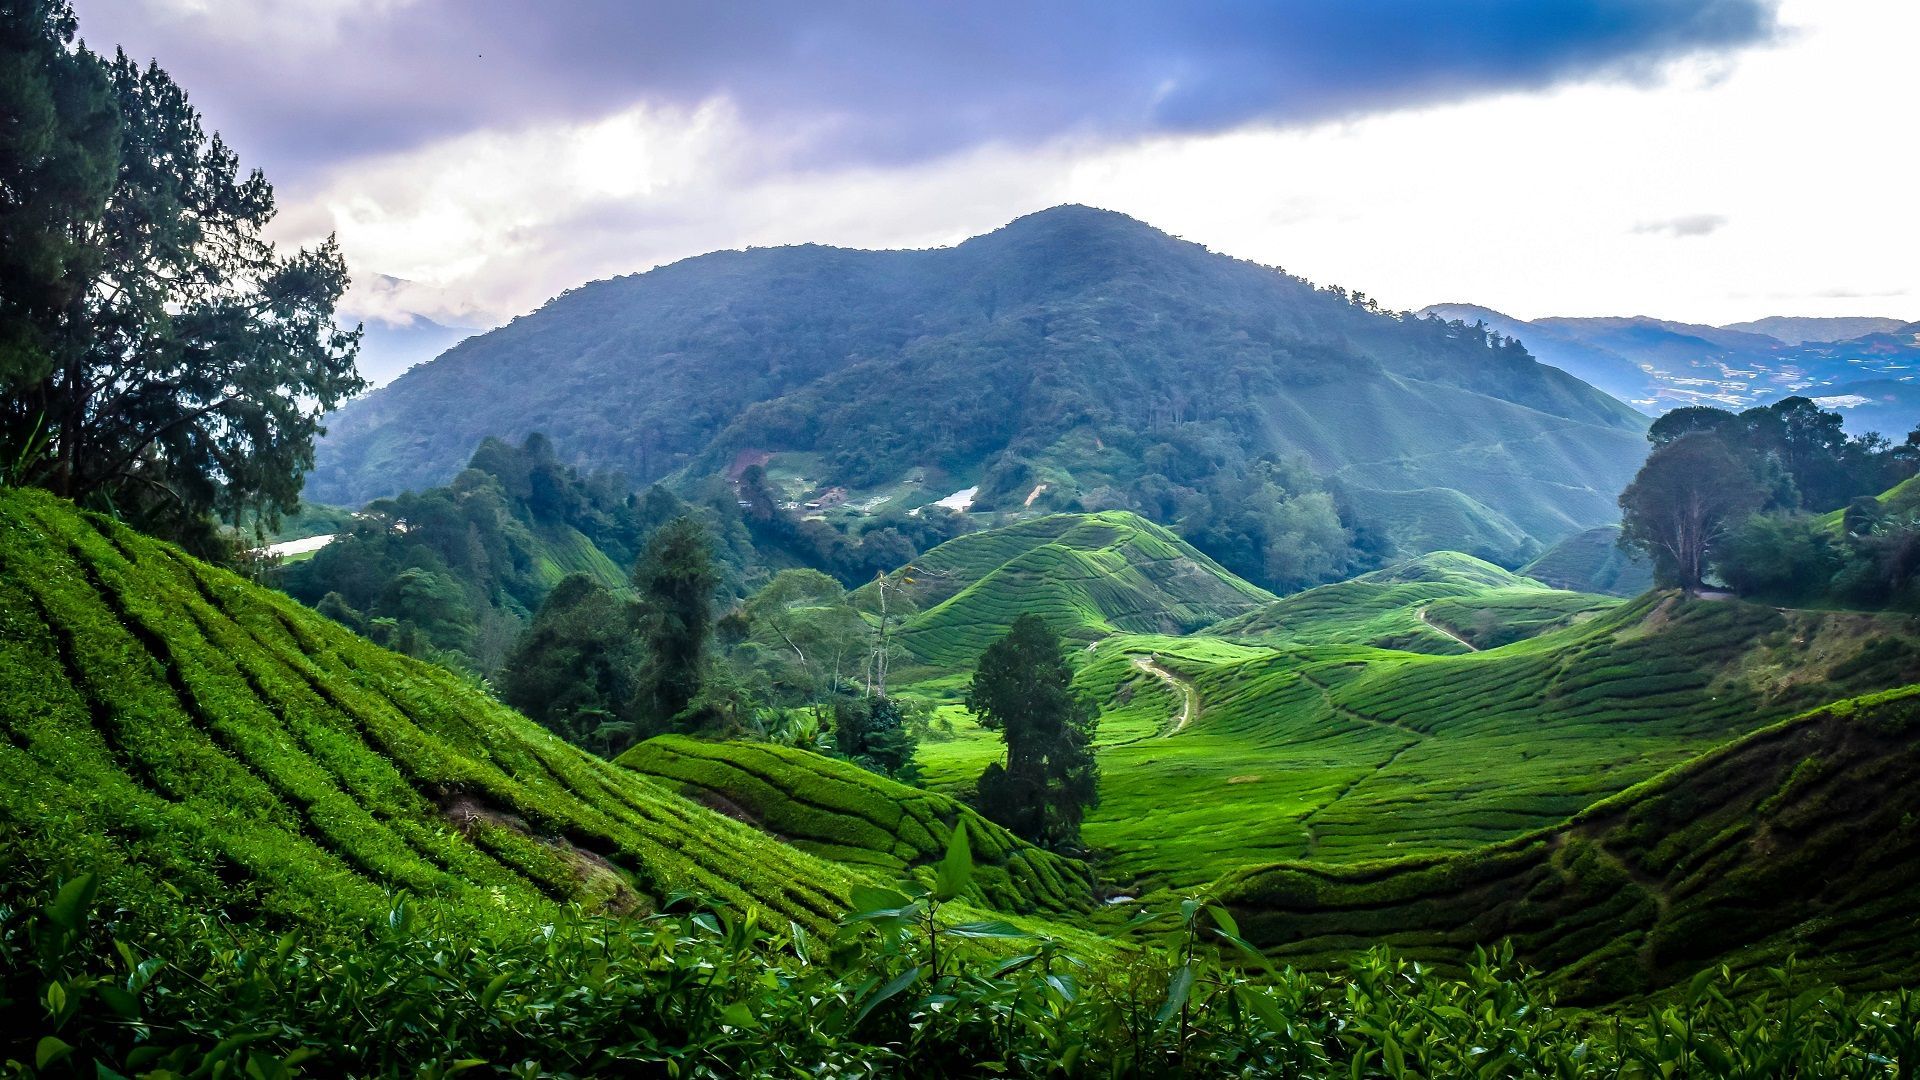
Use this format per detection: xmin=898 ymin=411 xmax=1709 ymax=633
xmin=0 ymin=7 xmax=362 ymax=548
xmin=738 ymin=568 xmax=866 ymax=705
xmin=1618 ymin=433 xmax=1766 ymax=593
xmin=0 ymin=0 xmax=117 ymax=391
xmin=633 ymin=516 xmax=720 ymax=733
xmin=832 ymin=695 xmax=920 ymax=782
xmin=966 ymin=614 xmax=1098 ymax=850
xmin=500 ymin=574 xmax=644 ymax=754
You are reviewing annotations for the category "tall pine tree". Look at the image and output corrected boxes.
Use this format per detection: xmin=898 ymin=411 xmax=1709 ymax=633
xmin=968 ymin=614 xmax=1099 ymax=850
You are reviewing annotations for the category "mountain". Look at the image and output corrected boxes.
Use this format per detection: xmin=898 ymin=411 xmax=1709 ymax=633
xmin=353 ymin=312 xmax=480 ymax=387
xmin=309 ymin=207 xmax=1651 ymax=564
xmin=1724 ymin=315 xmax=1909 ymax=344
xmin=1420 ymin=304 xmax=1920 ymax=434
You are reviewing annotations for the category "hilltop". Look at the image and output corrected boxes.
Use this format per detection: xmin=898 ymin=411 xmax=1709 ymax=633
xmin=864 ymin=510 xmax=1274 ymax=670
xmin=309 ymin=207 xmax=1649 ymax=564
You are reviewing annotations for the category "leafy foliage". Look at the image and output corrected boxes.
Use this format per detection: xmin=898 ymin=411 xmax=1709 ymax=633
xmin=0 ymin=5 xmax=361 ymax=549
xmin=969 ymin=615 xmax=1100 ymax=850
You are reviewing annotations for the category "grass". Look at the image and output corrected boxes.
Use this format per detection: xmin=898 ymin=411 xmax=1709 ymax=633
xmin=617 ymin=735 xmax=1093 ymax=914
xmin=1213 ymin=685 xmax=1920 ymax=1000
xmin=0 ymin=486 xmax=865 ymax=933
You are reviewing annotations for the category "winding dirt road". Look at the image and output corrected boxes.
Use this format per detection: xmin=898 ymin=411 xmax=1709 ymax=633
xmin=1415 ymin=606 xmax=1479 ymax=652
xmin=1131 ymin=656 xmax=1198 ymax=736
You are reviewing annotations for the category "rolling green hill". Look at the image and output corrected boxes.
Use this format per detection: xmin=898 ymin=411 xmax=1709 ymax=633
xmin=0 ymin=487 xmax=863 ymax=932
xmin=619 ymin=735 xmax=1092 ymax=915
xmin=1206 ymin=551 xmax=1610 ymax=654
xmin=1520 ymin=524 xmax=1654 ymax=596
xmin=308 ymin=207 xmax=1648 ymax=563
xmin=916 ymin=579 xmax=1920 ymax=894
xmin=1214 ymin=685 xmax=1920 ymax=1000
xmin=870 ymin=510 xmax=1274 ymax=670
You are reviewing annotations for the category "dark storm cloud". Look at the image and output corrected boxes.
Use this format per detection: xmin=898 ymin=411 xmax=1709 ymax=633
xmin=77 ymin=0 xmax=1778 ymax=185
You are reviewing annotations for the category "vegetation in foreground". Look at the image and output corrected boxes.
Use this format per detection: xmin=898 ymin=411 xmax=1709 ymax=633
xmin=9 ymin=827 xmax=1920 ymax=1078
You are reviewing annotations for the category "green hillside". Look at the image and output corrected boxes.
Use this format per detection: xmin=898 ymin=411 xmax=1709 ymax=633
xmin=1206 ymin=551 xmax=1608 ymax=653
xmin=619 ymin=735 xmax=1092 ymax=915
xmin=870 ymin=510 xmax=1274 ymax=669
xmin=917 ymin=584 xmax=1920 ymax=892
xmin=1521 ymin=524 xmax=1655 ymax=596
xmin=0 ymin=487 xmax=862 ymax=931
xmin=309 ymin=207 xmax=1648 ymax=564
xmin=1215 ymin=685 xmax=1920 ymax=1000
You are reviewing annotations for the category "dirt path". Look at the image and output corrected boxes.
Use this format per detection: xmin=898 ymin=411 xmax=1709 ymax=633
xmin=1131 ymin=656 xmax=1198 ymax=736
xmin=1416 ymin=606 xmax=1479 ymax=652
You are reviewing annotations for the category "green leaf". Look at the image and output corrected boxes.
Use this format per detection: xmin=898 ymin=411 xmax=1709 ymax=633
xmin=36 ymin=1036 xmax=73 ymax=1070
xmin=1155 ymin=963 xmax=1196 ymax=1028
xmin=47 ymin=872 xmax=98 ymax=933
xmin=480 ymin=972 xmax=511 ymax=1010
xmin=854 ymin=965 xmax=923 ymax=1027
xmin=945 ymin=920 xmax=1028 ymax=940
xmin=720 ymin=1002 xmax=759 ymax=1029
xmin=1206 ymin=904 xmax=1240 ymax=939
xmin=848 ymin=885 xmax=912 ymax=916
xmin=933 ymin=821 xmax=974 ymax=902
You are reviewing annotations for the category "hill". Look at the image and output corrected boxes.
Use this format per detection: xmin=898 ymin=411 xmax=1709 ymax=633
xmin=618 ymin=735 xmax=1092 ymax=915
xmin=1520 ymin=524 xmax=1654 ymax=596
xmin=869 ymin=510 xmax=1274 ymax=670
xmin=1204 ymin=551 xmax=1608 ymax=654
xmin=309 ymin=207 xmax=1650 ymax=564
xmin=916 ymin=586 xmax=1920 ymax=893
xmin=0 ymin=486 xmax=863 ymax=931
xmin=1214 ymin=685 xmax=1920 ymax=999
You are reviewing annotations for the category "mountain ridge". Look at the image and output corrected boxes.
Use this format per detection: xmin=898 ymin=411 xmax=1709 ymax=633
xmin=308 ymin=206 xmax=1648 ymax=564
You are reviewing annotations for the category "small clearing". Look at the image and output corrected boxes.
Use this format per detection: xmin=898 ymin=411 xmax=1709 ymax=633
xmin=934 ymin=486 xmax=979 ymax=511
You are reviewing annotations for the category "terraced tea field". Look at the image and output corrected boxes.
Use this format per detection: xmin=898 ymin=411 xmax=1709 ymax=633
xmin=619 ymin=735 xmax=1092 ymax=914
xmin=0 ymin=488 xmax=863 ymax=931
xmin=1215 ymin=685 xmax=1920 ymax=998
xmin=865 ymin=511 xmax=1273 ymax=671
xmin=912 ymin=558 xmax=1920 ymax=895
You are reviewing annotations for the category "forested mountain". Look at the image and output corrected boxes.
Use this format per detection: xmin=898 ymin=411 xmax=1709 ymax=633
xmin=1423 ymin=303 xmax=1920 ymax=432
xmin=309 ymin=207 xmax=1649 ymax=566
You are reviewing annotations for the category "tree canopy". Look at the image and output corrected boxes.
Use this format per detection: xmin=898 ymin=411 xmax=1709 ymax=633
xmin=967 ymin=614 xmax=1099 ymax=850
xmin=0 ymin=1 xmax=361 ymax=552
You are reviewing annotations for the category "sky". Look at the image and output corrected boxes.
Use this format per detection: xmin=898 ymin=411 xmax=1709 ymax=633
xmin=74 ymin=0 xmax=1918 ymax=382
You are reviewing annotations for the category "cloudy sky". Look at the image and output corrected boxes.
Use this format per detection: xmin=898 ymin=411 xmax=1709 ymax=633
xmin=76 ymin=0 xmax=1916 ymax=380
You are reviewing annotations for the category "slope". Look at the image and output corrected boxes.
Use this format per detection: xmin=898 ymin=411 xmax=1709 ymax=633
xmin=1520 ymin=524 xmax=1655 ymax=596
xmin=916 ymin=585 xmax=1920 ymax=893
xmin=872 ymin=510 xmax=1274 ymax=670
xmin=309 ymin=206 xmax=1649 ymax=559
xmin=1205 ymin=552 xmax=1607 ymax=654
xmin=619 ymin=735 xmax=1092 ymax=915
xmin=1214 ymin=685 xmax=1920 ymax=1000
xmin=0 ymin=487 xmax=863 ymax=932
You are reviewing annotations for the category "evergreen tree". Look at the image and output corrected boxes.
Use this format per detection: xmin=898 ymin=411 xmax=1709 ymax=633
xmin=967 ymin=614 xmax=1098 ymax=850
xmin=832 ymin=695 xmax=919 ymax=782
xmin=0 ymin=4 xmax=362 ymax=548
xmin=633 ymin=516 xmax=719 ymax=733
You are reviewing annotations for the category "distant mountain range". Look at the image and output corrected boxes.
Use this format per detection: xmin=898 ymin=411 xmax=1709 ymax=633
xmin=309 ymin=206 xmax=1649 ymax=565
xmin=1421 ymin=304 xmax=1920 ymax=437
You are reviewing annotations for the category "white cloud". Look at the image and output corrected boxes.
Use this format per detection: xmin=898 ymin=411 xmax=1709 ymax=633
xmin=273 ymin=0 xmax=1914 ymax=336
